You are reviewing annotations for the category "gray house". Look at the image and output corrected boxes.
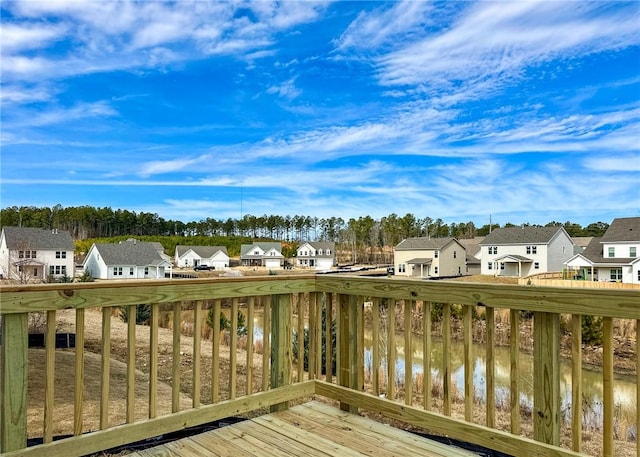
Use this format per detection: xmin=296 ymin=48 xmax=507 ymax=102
xmin=240 ymin=242 xmax=284 ymax=269
xmin=83 ymin=239 xmax=171 ymax=280
xmin=480 ymin=226 xmax=575 ymax=277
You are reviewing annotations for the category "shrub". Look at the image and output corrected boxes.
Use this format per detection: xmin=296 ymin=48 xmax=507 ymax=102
xmin=206 ymin=308 xmax=247 ymax=335
xmin=292 ymin=305 xmax=336 ymax=375
xmin=119 ymin=304 xmax=151 ymax=325
xmin=582 ymin=315 xmax=603 ymax=345
xmin=77 ymin=270 xmax=95 ymax=282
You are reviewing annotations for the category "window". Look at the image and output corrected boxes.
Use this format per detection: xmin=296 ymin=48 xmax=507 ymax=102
xmin=637 ymin=270 xmax=640 ymax=282
xmin=434 ymin=267 xmax=438 ymax=275
xmin=500 ymin=262 xmax=505 ymax=270
xmin=113 ymin=267 xmax=123 ymax=276
xmin=318 ymin=249 xmax=323 ymax=255
xmin=145 ymin=267 xmax=149 ymax=275
xmin=610 ymin=268 xmax=622 ymax=281
xmin=608 ymin=247 xmax=615 ymax=258
xmin=56 ymin=251 xmax=67 ymax=259
xmin=399 ymin=264 xmax=406 ymax=273
xmin=487 ymin=262 xmax=493 ymax=270
xmin=534 ymin=262 xmax=540 ymax=269
xmin=488 ymin=246 xmax=498 ymax=255
xmin=49 ymin=265 xmax=67 ymax=275
xmin=326 ymin=249 xmax=331 ymax=255
xmin=18 ymin=250 xmax=36 ymax=259
xmin=630 ymin=247 xmax=637 ymax=257
xmin=453 ymin=250 xmax=457 ymax=259
xmin=129 ymin=267 xmax=134 ymax=276
xmin=526 ymin=246 xmax=537 ymax=255
xmin=526 ymin=246 xmax=531 ymax=255
xmin=434 ymin=251 xmax=438 ymax=258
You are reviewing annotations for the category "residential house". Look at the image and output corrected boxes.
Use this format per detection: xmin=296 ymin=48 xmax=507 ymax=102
xmin=564 ymin=217 xmax=640 ymax=283
xmin=457 ymin=237 xmax=484 ymax=275
xmin=0 ymin=226 xmax=75 ymax=282
xmin=393 ymin=237 xmax=466 ymax=279
xmin=480 ymin=226 xmax=575 ymax=277
xmin=175 ymin=245 xmax=229 ymax=269
xmin=295 ymin=241 xmax=336 ymax=270
xmin=240 ymin=242 xmax=284 ymax=269
xmin=83 ymin=239 xmax=172 ymax=280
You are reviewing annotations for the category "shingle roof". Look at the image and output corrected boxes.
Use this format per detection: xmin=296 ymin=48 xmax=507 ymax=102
xmin=92 ymin=240 xmax=168 ymax=266
xmin=176 ymin=245 xmax=228 ymax=257
xmin=2 ymin=226 xmax=74 ymax=250
xmin=600 ymin=217 xmax=640 ymax=243
xmin=480 ymin=226 xmax=565 ymax=245
xmin=395 ymin=237 xmax=458 ymax=250
xmin=240 ymin=242 xmax=282 ymax=257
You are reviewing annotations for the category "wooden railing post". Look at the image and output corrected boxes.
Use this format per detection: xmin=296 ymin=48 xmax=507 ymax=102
xmin=338 ymin=294 xmax=363 ymax=414
xmin=533 ymin=311 xmax=560 ymax=446
xmin=270 ymin=293 xmax=291 ymax=412
xmin=0 ymin=313 xmax=28 ymax=452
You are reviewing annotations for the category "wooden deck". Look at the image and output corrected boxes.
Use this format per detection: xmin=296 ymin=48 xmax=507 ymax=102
xmin=128 ymin=401 xmax=479 ymax=457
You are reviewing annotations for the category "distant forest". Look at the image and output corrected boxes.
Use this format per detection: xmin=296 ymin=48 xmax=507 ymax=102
xmin=1 ymin=205 xmax=610 ymax=262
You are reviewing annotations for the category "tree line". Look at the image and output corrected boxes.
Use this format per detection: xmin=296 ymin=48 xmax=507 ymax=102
xmin=1 ymin=205 xmax=610 ymax=263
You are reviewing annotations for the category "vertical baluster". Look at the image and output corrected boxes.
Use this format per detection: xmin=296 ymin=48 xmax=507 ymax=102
xmin=463 ymin=304 xmax=473 ymax=422
xmin=325 ymin=293 xmax=333 ymax=383
xmin=100 ymin=307 xmax=111 ymax=429
xmin=44 ymin=310 xmax=56 ymax=442
xmin=126 ymin=305 xmax=136 ymax=423
xmin=247 ymin=296 xmax=255 ymax=395
xmin=74 ymin=308 xmax=85 ymax=436
xmin=172 ymin=303 xmax=181 ymax=412
xmin=510 ymin=309 xmax=520 ymax=434
xmin=571 ymin=314 xmax=582 ymax=452
xmin=533 ymin=311 xmax=560 ymax=446
xmin=308 ymin=292 xmax=317 ymax=379
xmin=314 ymin=293 xmax=322 ymax=379
xmin=423 ymin=301 xmax=432 ymax=411
xmin=148 ymin=303 xmax=158 ymax=419
xmin=404 ymin=300 xmax=413 ymax=406
xmin=603 ymin=317 xmax=613 ymax=457
xmin=193 ymin=300 xmax=202 ymax=407
xmin=297 ymin=293 xmax=305 ymax=382
xmin=212 ymin=299 xmax=221 ymax=402
xmin=486 ymin=306 xmax=495 ymax=428
xmin=372 ymin=297 xmax=380 ymax=396
xmin=442 ymin=303 xmax=451 ymax=416
xmin=387 ymin=299 xmax=396 ymax=401
xmin=229 ymin=298 xmax=238 ymax=400
xmin=262 ymin=296 xmax=271 ymax=392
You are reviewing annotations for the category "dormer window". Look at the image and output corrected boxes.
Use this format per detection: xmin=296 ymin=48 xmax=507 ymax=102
xmin=608 ymin=247 xmax=615 ymax=258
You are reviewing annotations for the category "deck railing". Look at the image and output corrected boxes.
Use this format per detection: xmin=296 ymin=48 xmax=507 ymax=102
xmin=0 ymin=275 xmax=638 ymax=457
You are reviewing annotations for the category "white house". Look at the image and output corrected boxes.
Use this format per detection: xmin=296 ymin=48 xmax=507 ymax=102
xmin=0 ymin=226 xmax=75 ymax=282
xmin=480 ymin=226 xmax=575 ymax=277
xmin=175 ymin=245 xmax=229 ymax=269
xmin=83 ymin=239 xmax=172 ymax=280
xmin=393 ymin=237 xmax=466 ymax=279
xmin=564 ymin=217 xmax=640 ymax=283
xmin=295 ymin=241 xmax=336 ymax=270
xmin=240 ymin=242 xmax=284 ymax=269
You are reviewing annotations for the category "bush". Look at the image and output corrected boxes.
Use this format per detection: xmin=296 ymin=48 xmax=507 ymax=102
xmin=119 ymin=304 xmax=151 ymax=325
xmin=292 ymin=305 xmax=336 ymax=375
xmin=206 ymin=308 xmax=247 ymax=335
xmin=77 ymin=270 xmax=95 ymax=282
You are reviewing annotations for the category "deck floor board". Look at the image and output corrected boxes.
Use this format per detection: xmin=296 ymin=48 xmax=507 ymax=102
xmin=126 ymin=400 xmax=479 ymax=456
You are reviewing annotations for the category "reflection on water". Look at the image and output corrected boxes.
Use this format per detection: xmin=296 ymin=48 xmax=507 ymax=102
xmin=234 ymin=309 xmax=637 ymax=426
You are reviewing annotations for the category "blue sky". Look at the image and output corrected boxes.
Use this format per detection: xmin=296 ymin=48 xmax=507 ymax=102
xmin=1 ymin=1 xmax=639 ymax=228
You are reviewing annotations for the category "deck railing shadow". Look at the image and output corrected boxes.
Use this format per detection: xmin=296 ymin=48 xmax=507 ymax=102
xmin=0 ymin=275 xmax=638 ymax=457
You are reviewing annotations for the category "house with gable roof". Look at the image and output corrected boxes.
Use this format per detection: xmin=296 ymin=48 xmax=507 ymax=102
xmin=295 ymin=241 xmax=336 ymax=270
xmin=83 ymin=239 xmax=171 ymax=280
xmin=0 ymin=226 xmax=75 ymax=282
xmin=480 ymin=226 xmax=575 ymax=277
xmin=393 ymin=237 xmax=466 ymax=279
xmin=240 ymin=242 xmax=284 ymax=269
xmin=175 ymin=245 xmax=229 ymax=269
xmin=564 ymin=217 xmax=640 ymax=283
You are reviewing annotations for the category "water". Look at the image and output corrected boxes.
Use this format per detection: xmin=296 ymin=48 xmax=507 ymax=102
xmin=232 ymin=308 xmax=637 ymax=427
